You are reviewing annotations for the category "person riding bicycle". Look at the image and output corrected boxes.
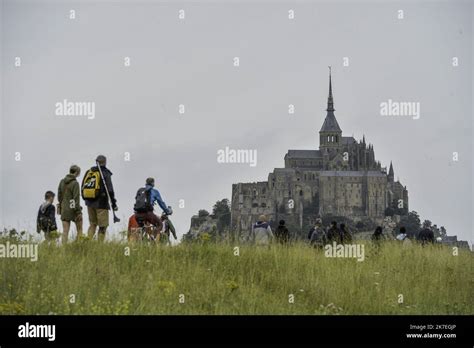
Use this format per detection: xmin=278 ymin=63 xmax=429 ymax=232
xmin=132 ymin=177 xmax=172 ymax=240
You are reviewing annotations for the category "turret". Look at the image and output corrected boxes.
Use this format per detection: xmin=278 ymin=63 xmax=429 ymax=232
xmin=388 ymin=161 xmax=394 ymax=182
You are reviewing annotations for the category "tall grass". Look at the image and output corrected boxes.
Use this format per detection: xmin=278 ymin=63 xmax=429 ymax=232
xmin=0 ymin=240 xmax=472 ymax=314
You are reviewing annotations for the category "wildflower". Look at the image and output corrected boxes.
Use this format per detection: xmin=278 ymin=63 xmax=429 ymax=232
xmin=226 ymin=281 xmax=239 ymax=291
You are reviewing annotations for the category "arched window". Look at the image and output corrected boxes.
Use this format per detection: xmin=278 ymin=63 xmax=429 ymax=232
xmin=327 ymin=135 xmax=330 ymax=143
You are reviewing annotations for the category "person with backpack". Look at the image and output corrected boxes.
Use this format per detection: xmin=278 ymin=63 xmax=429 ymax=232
xmin=275 ymin=220 xmax=290 ymax=244
xmin=58 ymin=165 xmax=83 ymax=243
xmin=133 ymin=177 xmax=172 ymax=240
xmin=249 ymin=215 xmax=274 ymax=246
xmin=36 ymin=191 xmax=58 ymax=242
xmin=308 ymin=218 xmax=326 ymax=248
xmin=81 ymin=155 xmax=118 ymax=242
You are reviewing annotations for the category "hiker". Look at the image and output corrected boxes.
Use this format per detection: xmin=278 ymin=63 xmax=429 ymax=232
xmin=82 ymin=155 xmax=118 ymax=242
xmin=326 ymin=221 xmax=341 ymax=243
xmin=396 ymin=226 xmax=412 ymax=247
xmin=308 ymin=218 xmax=326 ymax=248
xmin=396 ymin=226 xmax=408 ymax=241
xmin=417 ymin=223 xmax=435 ymax=246
xmin=339 ymin=223 xmax=352 ymax=243
xmin=275 ymin=220 xmax=290 ymax=244
xmin=371 ymin=226 xmax=385 ymax=244
xmin=249 ymin=215 xmax=274 ymax=246
xmin=133 ymin=177 xmax=173 ymax=241
xmin=36 ymin=191 xmax=58 ymax=242
xmin=58 ymin=165 xmax=83 ymax=243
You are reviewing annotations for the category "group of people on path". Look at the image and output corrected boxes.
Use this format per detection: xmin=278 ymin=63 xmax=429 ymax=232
xmin=248 ymin=215 xmax=437 ymax=247
xmin=36 ymin=155 xmax=174 ymax=244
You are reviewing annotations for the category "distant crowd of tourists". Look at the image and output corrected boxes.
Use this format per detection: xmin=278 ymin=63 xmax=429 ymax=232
xmin=248 ymin=215 xmax=437 ymax=247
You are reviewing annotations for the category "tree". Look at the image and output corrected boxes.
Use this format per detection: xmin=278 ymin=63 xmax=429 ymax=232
xmin=422 ymin=220 xmax=432 ymax=229
xmin=212 ymin=199 xmax=231 ymax=234
xmin=396 ymin=211 xmax=421 ymax=238
xmin=198 ymin=209 xmax=210 ymax=218
xmin=440 ymin=226 xmax=447 ymax=238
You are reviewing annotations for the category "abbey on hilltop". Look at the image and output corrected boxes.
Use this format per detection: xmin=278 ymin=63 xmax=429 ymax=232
xmin=231 ymin=68 xmax=409 ymax=234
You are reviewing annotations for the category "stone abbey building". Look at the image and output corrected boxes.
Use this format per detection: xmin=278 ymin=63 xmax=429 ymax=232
xmin=231 ymin=70 xmax=409 ymax=235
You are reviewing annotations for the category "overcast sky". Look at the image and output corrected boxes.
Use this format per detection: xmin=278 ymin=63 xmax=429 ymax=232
xmin=1 ymin=0 xmax=472 ymax=245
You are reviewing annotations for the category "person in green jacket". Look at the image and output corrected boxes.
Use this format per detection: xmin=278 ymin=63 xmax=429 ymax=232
xmin=58 ymin=165 xmax=83 ymax=243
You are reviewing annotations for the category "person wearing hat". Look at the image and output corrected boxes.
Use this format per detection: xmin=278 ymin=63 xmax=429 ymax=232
xmin=82 ymin=155 xmax=117 ymax=242
xmin=58 ymin=164 xmax=83 ymax=243
xmin=308 ymin=218 xmax=326 ymax=248
xmin=249 ymin=215 xmax=274 ymax=246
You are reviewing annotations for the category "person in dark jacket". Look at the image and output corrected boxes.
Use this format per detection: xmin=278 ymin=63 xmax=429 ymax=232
xmin=83 ymin=155 xmax=118 ymax=242
xmin=36 ymin=191 xmax=58 ymax=242
xmin=308 ymin=218 xmax=326 ymax=248
xmin=58 ymin=165 xmax=83 ymax=243
xmin=340 ymin=223 xmax=352 ymax=243
xmin=371 ymin=226 xmax=385 ymax=245
xmin=417 ymin=223 xmax=435 ymax=246
xmin=275 ymin=220 xmax=290 ymax=244
xmin=326 ymin=221 xmax=340 ymax=243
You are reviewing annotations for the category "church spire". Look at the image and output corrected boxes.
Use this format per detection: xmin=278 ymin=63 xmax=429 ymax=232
xmin=320 ymin=67 xmax=341 ymax=134
xmin=388 ymin=161 xmax=394 ymax=182
xmin=327 ymin=66 xmax=334 ymax=112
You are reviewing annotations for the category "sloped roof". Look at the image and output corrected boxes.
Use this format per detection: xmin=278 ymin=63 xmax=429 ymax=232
xmin=342 ymin=136 xmax=356 ymax=145
xmin=320 ymin=171 xmax=386 ymax=177
xmin=320 ymin=111 xmax=342 ymax=133
xmin=286 ymin=150 xmax=321 ymax=159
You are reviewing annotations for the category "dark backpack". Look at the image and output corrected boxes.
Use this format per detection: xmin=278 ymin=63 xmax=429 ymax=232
xmin=37 ymin=204 xmax=55 ymax=232
xmin=134 ymin=187 xmax=153 ymax=213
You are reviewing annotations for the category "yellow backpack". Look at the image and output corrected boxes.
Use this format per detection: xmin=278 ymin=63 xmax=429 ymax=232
xmin=81 ymin=169 xmax=101 ymax=200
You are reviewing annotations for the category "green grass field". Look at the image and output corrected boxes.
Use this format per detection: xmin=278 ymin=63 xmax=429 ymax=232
xmin=0 ymin=240 xmax=472 ymax=315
